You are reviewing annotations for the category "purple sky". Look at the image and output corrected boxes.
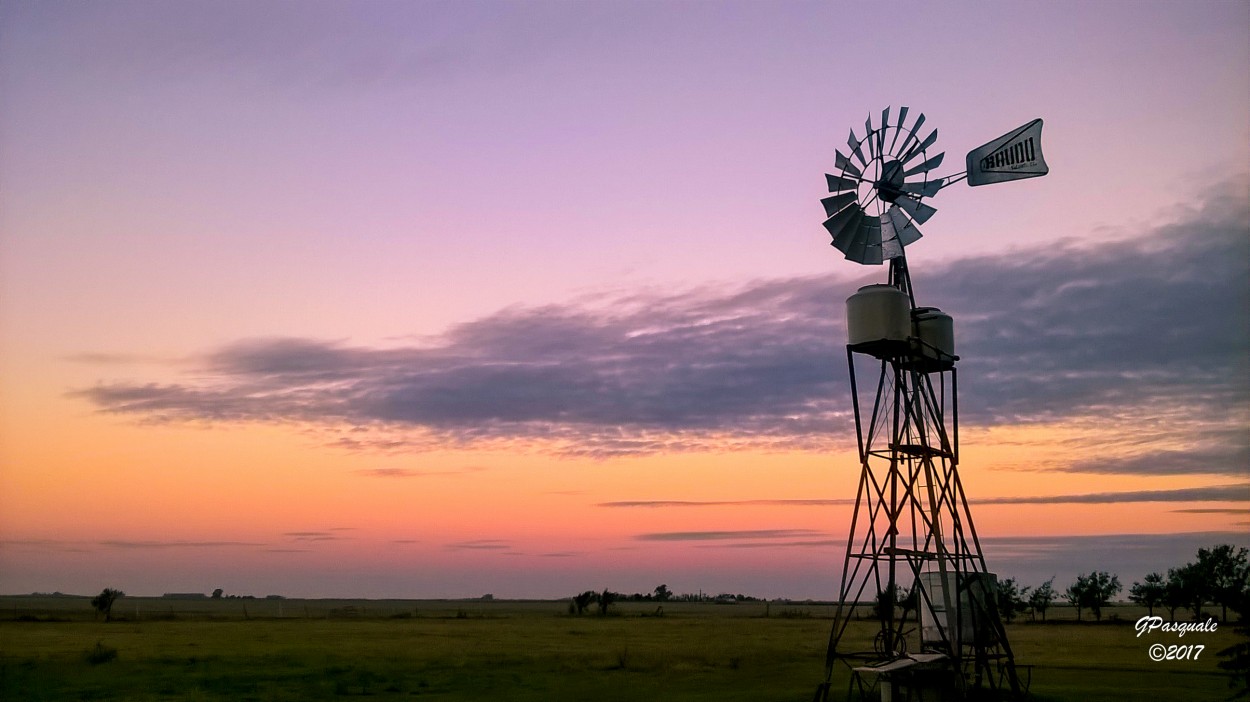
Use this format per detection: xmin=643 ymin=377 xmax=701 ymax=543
xmin=0 ymin=1 xmax=1247 ymax=599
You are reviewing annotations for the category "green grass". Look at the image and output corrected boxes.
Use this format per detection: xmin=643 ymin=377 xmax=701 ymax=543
xmin=0 ymin=597 xmax=1241 ymax=701
xmin=1005 ymin=618 xmax=1239 ymax=702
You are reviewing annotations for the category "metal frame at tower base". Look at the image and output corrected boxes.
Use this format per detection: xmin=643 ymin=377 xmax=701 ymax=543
xmin=815 ymin=257 xmax=1023 ymax=702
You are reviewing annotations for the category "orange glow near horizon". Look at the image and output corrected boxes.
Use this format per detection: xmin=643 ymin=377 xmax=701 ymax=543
xmin=5 ymin=400 xmax=1243 ymax=548
xmin=0 ymin=255 xmax=1244 ymax=598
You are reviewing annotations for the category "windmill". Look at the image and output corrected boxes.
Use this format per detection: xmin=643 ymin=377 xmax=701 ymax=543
xmin=815 ymin=108 xmax=1047 ymax=701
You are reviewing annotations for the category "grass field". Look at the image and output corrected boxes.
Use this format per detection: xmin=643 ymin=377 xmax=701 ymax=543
xmin=0 ymin=596 xmax=1241 ymax=701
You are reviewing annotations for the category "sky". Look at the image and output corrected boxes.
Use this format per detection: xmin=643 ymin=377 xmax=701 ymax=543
xmin=0 ymin=0 xmax=1247 ymax=600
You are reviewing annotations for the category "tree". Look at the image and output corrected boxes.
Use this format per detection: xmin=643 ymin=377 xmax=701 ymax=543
xmin=572 ymin=590 xmax=598 ymax=615
xmin=871 ymin=584 xmax=915 ymax=622
xmin=996 ymin=577 xmax=1031 ymax=624
xmin=598 ymin=589 xmax=618 ymax=616
xmin=1129 ymin=572 xmax=1166 ymax=616
xmin=653 ymin=584 xmax=672 ymax=602
xmin=1066 ymin=571 xmax=1121 ymax=622
xmin=1163 ymin=567 xmax=1191 ymax=620
xmin=1082 ymin=571 xmax=1121 ymax=622
xmin=212 ymin=588 xmax=224 ymax=599
xmin=1029 ymin=577 xmax=1055 ymax=622
xmin=91 ymin=588 xmax=124 ymax=622
xmin=1065 ymin=576 xmax=1087 ymax=621
xmin=1170 ymin=561 xmax=1211 ymax=620
xmin=900 ymin=586 xmax=918 ymax=619
xmin=1216 ymin=573 xmax=1250 ymax=699
xmin=1196 ymin=544 xmax=1249 ymax=622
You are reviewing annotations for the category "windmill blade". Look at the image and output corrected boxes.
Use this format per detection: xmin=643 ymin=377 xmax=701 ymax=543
xmin=903 ymin=151 xmax=945 ymax=177
xmin=887 ymin=205 xmax=923 ymax=247
xmin=894 ymin=194 xmax=937 ymax=225
xmin=881 ymin=237 xmax=903 ymax=260
xmin=824 ymin=203 xmax=864 ymax=251
xmin=899 ymin=225 xmax=921 ymax=247
xmin=902 ymin=129 xmax=939 ymax=165
xmin=831 ymin=209 xmax=867 ymax=255
xmin=841 ymin=217 xmax=870 ymax=261
xmin=826 ymin=173 xmax=859 ymax=192
xmin=845 ymin=217 xmax=881 ymax=264
xmin=881 ymin=241 xmax=903 ymax=260
xmin=880 ymin=212 xmax=897 ymax=242
xmin=889 ymin=106 xmax=909 ymax=152
xmin=877 ymin=107 xmax=889 ymax=158
xmin=864 ymin=115 xmax=876 ymax=160
xmin=834 ymin=150 xmax=863 ymax=179
xmin=897 ymin=112 xmax=926 ymax=159
xmin=901 ymin=178 xmax=944 ymax=198
xmin=848 ymin=129 xmax=867 ymax=167
xmin=879 ymin=213 xmax=904 ymax=260
xmin=820 ymin=191 xmax=857 ymax=217
xmin=862 ymin=239 xmax=885 ymax=265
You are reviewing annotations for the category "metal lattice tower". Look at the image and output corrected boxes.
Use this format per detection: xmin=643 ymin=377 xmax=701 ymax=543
xmin=816 ymin=258 xmax=1022 ymax=701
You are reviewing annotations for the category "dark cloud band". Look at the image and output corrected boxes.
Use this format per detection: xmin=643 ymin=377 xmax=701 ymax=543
xmin=71 ymin=182 xmax=1249 ymax=473
xmin=635 ymin=529 xmax=826 ymax=542
xmin=600 ymin=484 xmax=1250 ymax=508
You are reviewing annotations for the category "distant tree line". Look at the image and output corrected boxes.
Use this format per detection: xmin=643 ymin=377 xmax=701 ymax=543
xmin=988 ymin=544 xmax=1249 ymax=625
xmin=568 ymin=584 xmax=764 ymax=615
xmin=1126 ymin=544 xmax=1248 ymax=622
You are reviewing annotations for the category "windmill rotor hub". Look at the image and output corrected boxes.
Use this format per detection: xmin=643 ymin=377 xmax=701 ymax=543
xmin=876 ymin=159 xmax=906 ymax=203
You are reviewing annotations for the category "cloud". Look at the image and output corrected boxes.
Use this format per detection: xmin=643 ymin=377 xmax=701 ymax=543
xmin=1057 ymin=446 xmax=1250 ymax=476
xmin=72 ymin=275 xmax=845 ymax=454
xmin=600 ymin=484 xmax=1249 ymax=508
xmin=0 ymin=539 xmax=92 ymax=553
xmin=355 ymin=466 xmax=487 ymax=478
xmin=942 ymin=186 xmax=1248 ymax=415
xmin=634 ymin=529 xmax=826 ymax=542
xmin=697 ymin=539 xmax=843 ymax=549
xmin=2 ymin=538 xmax=268 ymax=552
xmin=977 ymin=484 xmax=1250 ymax=505
xmin=283 ymin=531 xmax=348 ymax=542
xmin=63 ymin=352 xmax=175 ymax=366
xmin=601 ymin=499 xmax=849 ymax=508
xmin=71 ymin=180 xmax=1249 ymax=472
xmin=98 ymin=540 xmax=261 ymax=549
xmin=446 ymin=539 xmax=512 ymax=551
xmin=1170 ymin=508 xmax=1250 ymax=515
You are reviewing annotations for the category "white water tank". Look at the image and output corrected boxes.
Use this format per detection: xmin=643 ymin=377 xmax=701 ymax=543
xmin=846 ymin=284 xmax=910 ymax=358
xmin=919 ymin=571 xmax=998 ymax=648
xmin=912 ymin=307 xmax=955 ymax=370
